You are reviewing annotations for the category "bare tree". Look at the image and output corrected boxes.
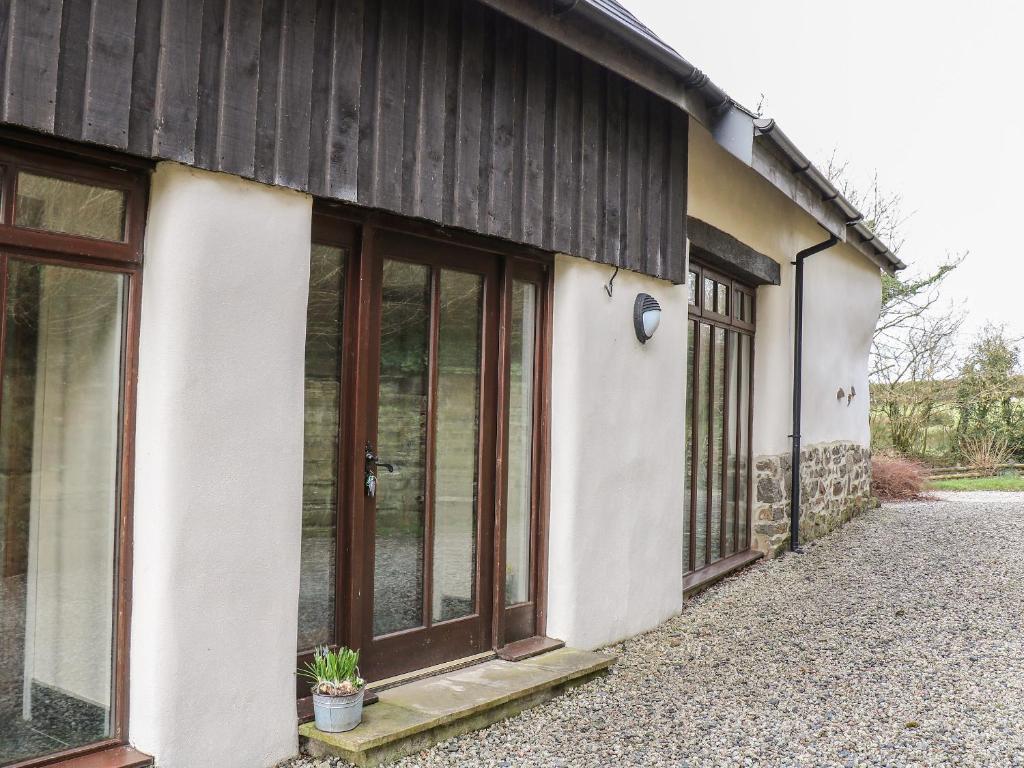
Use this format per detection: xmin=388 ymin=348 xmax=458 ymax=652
xmin=825 ymin=150 xmax=966 ymax=455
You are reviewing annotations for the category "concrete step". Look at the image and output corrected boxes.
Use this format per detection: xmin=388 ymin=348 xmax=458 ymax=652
xmin=299 ymin=647 xmax=615 ymax=767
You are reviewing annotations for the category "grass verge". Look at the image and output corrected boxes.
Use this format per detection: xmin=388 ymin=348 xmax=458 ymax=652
xmin=928 ymin=474 xmax=1024 ymax=492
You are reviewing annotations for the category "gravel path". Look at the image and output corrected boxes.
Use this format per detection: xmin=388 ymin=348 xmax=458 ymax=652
xmin=287 ymin=494 xmax=1024 ymax=767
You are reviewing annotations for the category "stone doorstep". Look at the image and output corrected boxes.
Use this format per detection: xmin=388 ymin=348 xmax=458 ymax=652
xmin=299 ymin=647 xmax=615 ymax=767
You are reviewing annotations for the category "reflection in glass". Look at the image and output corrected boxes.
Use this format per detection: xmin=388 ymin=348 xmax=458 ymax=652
xmin=432 ymin=271 xmax=483 ymax=622
xmin=738 ymin=335 xmax=751 ymax=548
xmin=703 ymin=278 xmax=714 ymax=312
xmin=506 ymin=281 xmax=536 ymax=605
xmin=710 ymin=327 xmax=726 ymax=559
xmin=725 ymin=332 xmax=738 ymax=556
xmin=15 ymin=173 xmax=126 ymax=242
xmin=688 ymin=272 xmax=698 ymax=305
xmin=0 ymin=261 xmax=124 ymax=765
xmin=298 ymin=244 xmax=346 ymax=650
xmin=683 ymin=319 xmax=695 ymax=573
xmin=694 ymin=323 xmax=711 ymax=569
xmin=373 ymin=260 xmax=431 ymax=636
xmin=715 ymin=284 xmax=729 ymax=316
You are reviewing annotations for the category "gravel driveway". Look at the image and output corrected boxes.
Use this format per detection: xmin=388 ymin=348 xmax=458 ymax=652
xmin=288 ymin=493 xmax=1024 ymax=767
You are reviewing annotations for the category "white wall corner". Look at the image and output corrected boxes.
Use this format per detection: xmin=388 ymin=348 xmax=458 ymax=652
xmin=130 ymin=163 xmax=312 ymax=768
xmin=546 ymin=255 xmax=687 ymax=650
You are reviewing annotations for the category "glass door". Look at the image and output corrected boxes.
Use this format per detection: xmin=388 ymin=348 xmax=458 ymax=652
xmin=357 ymin=231 xmax=499 ymax=681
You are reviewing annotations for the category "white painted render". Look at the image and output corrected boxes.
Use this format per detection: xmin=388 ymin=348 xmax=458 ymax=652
xmin=130 ymin=164 xmax=311 ymax=768
xmin=546 ymin=255 xmax=689 ymax=650
xmin=687 ymin=121 xmax=881 ymax=457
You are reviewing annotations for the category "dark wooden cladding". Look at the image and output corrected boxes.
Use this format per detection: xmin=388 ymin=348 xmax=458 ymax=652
xmin=0 ymin=0 xmax=689 ymax=282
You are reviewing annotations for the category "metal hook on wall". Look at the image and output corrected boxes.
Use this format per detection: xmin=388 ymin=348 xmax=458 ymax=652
xmin=604 ymin=265 xmax=619 ymax=298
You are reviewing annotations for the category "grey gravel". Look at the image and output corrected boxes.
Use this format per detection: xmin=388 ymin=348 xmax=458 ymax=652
xmin=286 ymin=494 xmax=1024 ymax=767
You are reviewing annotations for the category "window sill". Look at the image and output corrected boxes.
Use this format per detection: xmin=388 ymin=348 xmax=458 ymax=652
xmin=683 ymin=549 xmax=763 ymax=597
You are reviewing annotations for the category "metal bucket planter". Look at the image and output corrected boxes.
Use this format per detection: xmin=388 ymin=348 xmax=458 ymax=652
xmin=312 ymin=688 xmax=364 ymax=733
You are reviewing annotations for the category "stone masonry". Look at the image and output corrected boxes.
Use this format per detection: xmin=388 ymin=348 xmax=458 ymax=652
xmin=752 ymin=441 xmax=872 ymax=556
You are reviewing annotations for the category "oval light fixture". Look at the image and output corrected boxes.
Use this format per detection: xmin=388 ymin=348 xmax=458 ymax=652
xmin=633 ymin=293 xmax=661 ymax=344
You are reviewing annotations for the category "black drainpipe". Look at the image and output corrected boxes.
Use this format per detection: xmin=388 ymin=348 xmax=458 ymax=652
xmin=790 ymin=234 xmax=840 ymax=552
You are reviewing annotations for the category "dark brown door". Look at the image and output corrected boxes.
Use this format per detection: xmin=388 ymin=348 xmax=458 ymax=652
xmin=356 ymin=230 xmax=499 ymax=681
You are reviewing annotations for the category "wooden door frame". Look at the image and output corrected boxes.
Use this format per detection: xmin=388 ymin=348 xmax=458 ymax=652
xmin=301 ymin=205 xmax=552 ymax=689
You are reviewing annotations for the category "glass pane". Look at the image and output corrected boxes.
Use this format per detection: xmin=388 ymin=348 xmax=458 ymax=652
xmin=432 ymin=270 xmax=483 ymax=622
xmin=694 ymin=323 xmax=711 ymax=569
xmin=373 ymin=260 xmax=431 ymax=637
xmin=687 ymin=271 xmax=698 ymax=305
xmin=298 ymin=244 xmax=346 ymax=650
xmin=15 ymin=172 xmax=126 ymax=242
xmin=506 ymin=281 xmax=536 ymax=605
xmin=715 ymin=282 xmax=729 ymax=316
xmin=683 ymin=320 xmax=695 ymax=574
xmin=710 ymin=327 xmax=726 ymax=562
xmin=725 ymin=332 xmax=738 ymax=556
xmin=0 ymin=261 xmax=124 ymax=765
xmin=702 ymin=278 xmax=714 ymax=312
xmin=738 ymin=335 xmax=751 ymax=549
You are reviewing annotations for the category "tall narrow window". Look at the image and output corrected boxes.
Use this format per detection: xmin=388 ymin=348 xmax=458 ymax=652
xmin=684 ymin=261 xmax=754 ymax=579
xmin=0 ymin=146 xmax=144 ymax=768
xmin=298 ymin=243 xmax=347 ymax=650
xmin=506 ymin=280 xmax=537 ymax=607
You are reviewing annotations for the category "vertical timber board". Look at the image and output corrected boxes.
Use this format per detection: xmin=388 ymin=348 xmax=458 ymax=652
xmin=643 ymin=97 xmax=666 ymax=279
xmin=217 ymin=0 xmax=263 ymax=177
xmin=483 ymin=17 xmax=517 ymax=241
xmin=623 ymin=82 xmax=647 ymax=273
xmin=355 ymin=0 xmax=380 ymax=207
xmin=323 ymin=0 xmax=364 ymax=201
xmin=127 ymin=0 xmax=162 ymax=156
xmin=549 ymin=43 xmax=579 ymax=256
xmin=275 ymin=0 xmax=316 ymax=189
xmin=409 ymin=0 xmax=447 ymax=222
xmin=307 ymin=0 xmax=336 ymax=195
xmin=53 ymin=0 xmax=90 ymax=138
xmin=371 ymin=0 xmax=408 ymax=212
xmin=665 ymin=110 xmax=688 ymax=283
xmin=81 ymin=0 xmax=137 ymax=147
xmin=578 ymin=56 xmax=602 ymax=262
xmin=4 ymin=0 xmax=63 ymax=130
xmin=398 ymin=0 xmax=424 ymax=214
xmin=194 ymin=0 xmax=227 ymax=169
xmin=602 ymin=71 xmax=625 ymax=268
xmin=254 ymin=0 xmax=283 ymax=185
xmin=516 ymin=28 xmax=548 ymax=250
xmin=450 ymin=0 xmax=483 ymax=232
xmin=153 ymin=0 xmax=204 ymax=163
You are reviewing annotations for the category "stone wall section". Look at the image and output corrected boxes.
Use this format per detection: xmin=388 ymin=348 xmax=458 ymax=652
xmin=753 ymin=441 xmax=872 ymax=556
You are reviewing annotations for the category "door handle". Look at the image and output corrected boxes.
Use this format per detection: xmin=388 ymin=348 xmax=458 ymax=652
xmin=364 ymin=443 xmax=394 ymax=473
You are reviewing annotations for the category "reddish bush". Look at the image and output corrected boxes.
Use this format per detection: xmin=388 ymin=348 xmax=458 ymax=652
xmin=871 ymin=455 xmax=928 ymax=501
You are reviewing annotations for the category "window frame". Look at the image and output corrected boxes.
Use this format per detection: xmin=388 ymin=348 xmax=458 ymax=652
xmin=0 ymin=140 xmax=148 ymax=768
xmin=684 ymin=255 xmax=756 ymax=583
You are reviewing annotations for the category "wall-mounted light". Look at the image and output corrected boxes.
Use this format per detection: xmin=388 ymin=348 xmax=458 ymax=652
xmin=634 ymin=293 xmax=661 ymax=344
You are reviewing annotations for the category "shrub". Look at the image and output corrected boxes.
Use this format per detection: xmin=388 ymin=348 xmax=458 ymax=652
xmin=871 ymin=455 xmax=927 ymax=501
xmin=957 ymin=433 xmax=1012 ymax=474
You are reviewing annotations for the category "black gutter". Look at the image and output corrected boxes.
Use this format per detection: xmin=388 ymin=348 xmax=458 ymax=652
xmin=790 ymin=234 xmax=839 ymax=552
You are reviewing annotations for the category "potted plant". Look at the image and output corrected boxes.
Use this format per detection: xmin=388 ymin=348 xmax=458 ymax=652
xmin=300 ymin=645 xmax=366 ymax=733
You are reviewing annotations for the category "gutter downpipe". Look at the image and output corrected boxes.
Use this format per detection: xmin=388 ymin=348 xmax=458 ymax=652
xmin=790 ymin=234 xmax=840 ymax=552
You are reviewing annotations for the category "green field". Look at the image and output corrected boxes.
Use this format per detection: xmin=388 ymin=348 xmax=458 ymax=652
xmin=928 ymin=474 xmax=1024 ymax=492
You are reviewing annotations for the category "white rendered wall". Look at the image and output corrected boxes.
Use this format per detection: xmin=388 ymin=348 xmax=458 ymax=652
xmin=131 ymin=164 xmax=311 ymax=768
xmin=801 ymin=245 xmax=880 ymax=446
xmin=687 ymin=123 xmax=881 ymax=458
xmin=547 ymin=255 xmax=688 ymax=650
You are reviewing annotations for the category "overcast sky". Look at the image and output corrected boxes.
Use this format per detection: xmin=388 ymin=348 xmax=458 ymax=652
xmin=624 ymin=0 xmax=1023 ymax=349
